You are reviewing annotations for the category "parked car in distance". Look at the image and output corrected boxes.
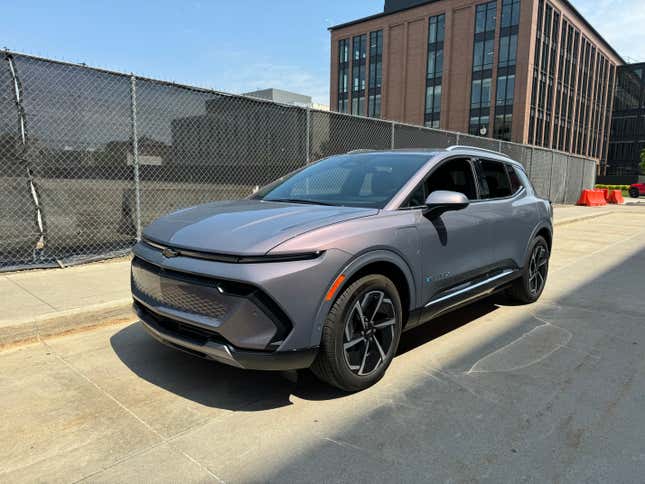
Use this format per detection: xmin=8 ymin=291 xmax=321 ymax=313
xmin=131 ymin=146 xmax=553 ymax=391
xmin=629 ymin=183 xmax=645 ymax=198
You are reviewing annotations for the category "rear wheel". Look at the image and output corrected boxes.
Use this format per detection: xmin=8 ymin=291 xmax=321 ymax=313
xmin=311 ymin=274 xmax=403 ymax=392
xmin=507 ymin=236 xmax=550 ymax=304
xmin=629 ymin=187 xmax=640 ymax=199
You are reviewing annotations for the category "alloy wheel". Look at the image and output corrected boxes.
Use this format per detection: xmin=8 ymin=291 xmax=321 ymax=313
xmin=528 ymin=244 xmax=548 ymax=296
xmin=342 ymin=290 xmax=397 ymax=376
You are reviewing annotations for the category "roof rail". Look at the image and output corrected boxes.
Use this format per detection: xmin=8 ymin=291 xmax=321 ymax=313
xmin=347 ymin=149 xmax=377 ymax=154
xmin=446 ymin=145 xmax=510 ymax=158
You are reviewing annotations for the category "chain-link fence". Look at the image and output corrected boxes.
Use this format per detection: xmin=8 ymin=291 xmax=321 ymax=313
xmin=1 ymin=51 xmax=597 ymax=271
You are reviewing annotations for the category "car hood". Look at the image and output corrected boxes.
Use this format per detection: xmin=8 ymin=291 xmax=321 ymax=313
xmin=143 ymin=200 xmax=378 ymax=255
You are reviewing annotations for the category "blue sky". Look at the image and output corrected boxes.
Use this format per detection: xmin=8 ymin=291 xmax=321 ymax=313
xmin=2 ymin=0 xmax=643 ymax=105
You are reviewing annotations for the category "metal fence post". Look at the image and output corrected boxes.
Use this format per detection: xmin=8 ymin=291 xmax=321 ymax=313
xmin=391 ymin=121 xmax=396 ymax=149
xmin=547 ymin=151 xmax=555 ymax=202
xmin=456 ymin=132 xmax=460 ymax=145
xmin=130 ymin=75 xmax=142 ymax=242
xmin=305 ymin=106 xmax=311 ymax=164
xmin=6 ymin=53 xmax=46 ymax=254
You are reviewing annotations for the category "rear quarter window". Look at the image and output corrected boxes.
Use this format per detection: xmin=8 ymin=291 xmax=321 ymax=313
xmin=506 ymin=164 xmax=523 ymax=194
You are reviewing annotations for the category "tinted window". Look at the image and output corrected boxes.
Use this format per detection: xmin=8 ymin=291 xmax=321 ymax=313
xmin=405 ymin=158 xmax=477 ymax=207
xmin=256 ymin=153 xmax=431 ymax=209
xmin=506 ymin=164 xmax=523 ymax=193
xmin=426 ymin=158 xmax=477 ymax=199
xmin=478 ymin=160 xmax=513 ymax=198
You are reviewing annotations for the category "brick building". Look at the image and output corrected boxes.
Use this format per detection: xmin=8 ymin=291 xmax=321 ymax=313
xmin=330 ymin=0 xmax=624 ymax=165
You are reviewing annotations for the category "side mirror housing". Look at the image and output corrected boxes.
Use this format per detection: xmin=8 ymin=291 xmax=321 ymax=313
xmin=424 ymin=190 xmax=469 ymax=217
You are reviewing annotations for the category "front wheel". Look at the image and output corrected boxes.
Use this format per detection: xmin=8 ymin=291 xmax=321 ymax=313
xmin=507 ymin=236 xmax=550 ymax=304
xmin=311 ymin=274 xmax=403 ymax=392
xmin=629 ymin=187 xmax=640 ymax=199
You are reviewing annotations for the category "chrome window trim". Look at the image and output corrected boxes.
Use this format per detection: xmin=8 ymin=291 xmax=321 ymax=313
xmin=425 ymin=269 xmax=516 ymax=307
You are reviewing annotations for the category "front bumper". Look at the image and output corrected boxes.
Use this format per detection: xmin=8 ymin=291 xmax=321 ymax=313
xmin=134 ymin=302 xmax=318 ymax=370
xmin=131 ymin=241 xmax=352 ymax=351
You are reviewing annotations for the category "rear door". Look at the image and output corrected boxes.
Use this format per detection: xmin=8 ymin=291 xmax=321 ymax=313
xmin=473 ymin=158 xmax=538 ymax=269
xmin=404 ymin=157 xmax=495 ymax=310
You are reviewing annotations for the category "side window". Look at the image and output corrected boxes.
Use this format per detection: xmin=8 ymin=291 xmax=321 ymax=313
xmin=425 ymin=158 xmax=478 ymax=200
xmin=477 ymin=159 xmax=513 ymax=199
xmin=506 ymin=164 xmax=523 ymax=194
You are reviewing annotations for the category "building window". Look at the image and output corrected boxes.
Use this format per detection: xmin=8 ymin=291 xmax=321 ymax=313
xmin=470 ymin=1 xmax=497 ymax=136
xmin=494 ymin=113 xmax=513 ymax=140
xmin=351 ymin=34 xmax=367 ymax=116
xmin=368 ymin=30 xmax=383 ymax=118
xmin=493 ymin=0 xmax=520 ymax=141
xmin=425 ymin=14 xmax=445 ymax=128
xmin=337 ymin=39 xmax=350 ymax=113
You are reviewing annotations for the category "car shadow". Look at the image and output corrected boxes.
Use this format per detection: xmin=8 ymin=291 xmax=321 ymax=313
xmin=397 ymin=296 xmax=500 ymax=356
xmin=110 ymin=297 xmax=501 ymax=411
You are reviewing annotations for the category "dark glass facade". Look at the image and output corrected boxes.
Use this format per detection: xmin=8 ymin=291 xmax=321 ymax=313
xmin=424 ymin=14 xmax=445 ymax=128
xmin=494 ymin=0 xmax=520 ymax=141
xmin=338 ymin=31 xmax=383 ymax=118
xmin=469 ymin=1 xmax=497 ymax=136
xmin=351 ymin=34 xmax=367 ymax=116
xmin=368 ymin=31 xmax=384 ymax=118
xmin=337 ymin=39 xmax=350 ymax=113
xmin=607 ymin=63 xmax=645 ymax=176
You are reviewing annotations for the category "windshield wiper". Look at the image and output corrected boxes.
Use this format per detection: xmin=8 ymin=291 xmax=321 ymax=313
xmin=265 ymin=198 xmax=337 ymax=206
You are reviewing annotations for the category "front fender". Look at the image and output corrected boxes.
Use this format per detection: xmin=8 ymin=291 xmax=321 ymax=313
xmin=307 ymin=248 xmax=417 ymax=348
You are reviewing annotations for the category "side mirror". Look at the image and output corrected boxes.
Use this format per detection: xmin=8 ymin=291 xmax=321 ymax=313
xmin=424 ymin=190 xmax=469 ymax=217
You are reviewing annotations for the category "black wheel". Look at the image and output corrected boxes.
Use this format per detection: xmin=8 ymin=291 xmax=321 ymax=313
xmin=311 ymin=274 xmax=403 ymax=392
xmin=629 ymin=187 xmax=640 ymax=199
xmin=507 ymin=236 xmax=550 ymax=304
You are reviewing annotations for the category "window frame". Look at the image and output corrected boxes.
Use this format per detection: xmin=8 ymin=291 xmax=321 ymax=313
xmin=398 ymin=156 xmax=481 ymax=210
xmin=471 ymin=158 xmax=526 ymax=202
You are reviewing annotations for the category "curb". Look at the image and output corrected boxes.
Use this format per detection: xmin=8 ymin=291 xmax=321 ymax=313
xmin=0 ymin=299 xmax=135 ymax=349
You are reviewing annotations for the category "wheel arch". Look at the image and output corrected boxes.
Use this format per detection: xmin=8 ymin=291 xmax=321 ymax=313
xmin=309 ymin=250 xmax=417 ymax=347
xmin=339 ymin=260 xmax=412 ymax=327
xmin=522 ymin=223 xmax=553 ymax=268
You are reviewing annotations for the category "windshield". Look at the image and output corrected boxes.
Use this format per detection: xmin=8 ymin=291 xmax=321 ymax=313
xmin=254 ymin=153 xmax=432 ymax=208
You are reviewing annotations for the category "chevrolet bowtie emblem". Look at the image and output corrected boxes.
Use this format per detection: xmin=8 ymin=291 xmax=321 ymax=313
xmin=162 ymin=247 xmax=179 ymax=258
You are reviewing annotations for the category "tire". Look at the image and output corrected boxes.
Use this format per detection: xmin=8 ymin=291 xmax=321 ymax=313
xmin=311 ymin=274 xmax=403 ymax=392
xmin=629 ymin=187 xmax=640 ymax=199
xmin=507 ymin=236 xmax=550 ymax=304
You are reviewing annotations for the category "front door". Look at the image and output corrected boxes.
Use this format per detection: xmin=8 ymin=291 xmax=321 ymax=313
xmin=405 ymin=157 xmax=494 ymax=316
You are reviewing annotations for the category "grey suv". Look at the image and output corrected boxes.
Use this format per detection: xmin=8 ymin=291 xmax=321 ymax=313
xmin=131 ymin=146 xmax=552 ymax=391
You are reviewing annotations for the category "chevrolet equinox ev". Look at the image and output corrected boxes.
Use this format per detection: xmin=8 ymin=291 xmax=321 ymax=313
xmin=131 ymin=146 xmax=553 ymax=391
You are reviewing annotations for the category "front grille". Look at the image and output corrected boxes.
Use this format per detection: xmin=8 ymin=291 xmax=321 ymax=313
xmin=132 ymin=258 xmax=229 ymax=320
xmin=131 ymin=256 xmax=293 ymax=346
xmin=135 ymin=301 xmax=228 ymax=346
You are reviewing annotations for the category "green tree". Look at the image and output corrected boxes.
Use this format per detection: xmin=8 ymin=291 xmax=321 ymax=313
xmin=641 ymin=149 xmax=645 ymax=174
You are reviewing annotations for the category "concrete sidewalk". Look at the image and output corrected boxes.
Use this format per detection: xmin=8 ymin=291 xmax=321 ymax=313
xmin=0 ymin=259 xmax=133 ymax=347
xmin=0 ymin=204 xmax=638 ymax=347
